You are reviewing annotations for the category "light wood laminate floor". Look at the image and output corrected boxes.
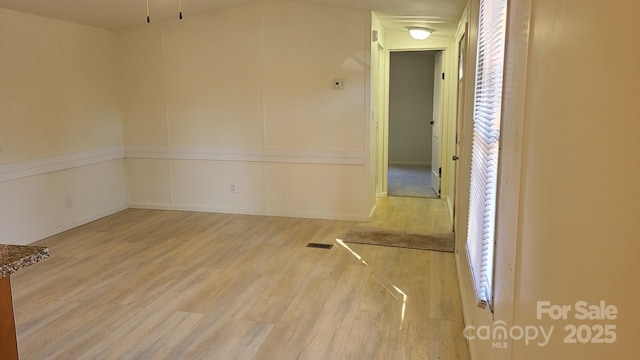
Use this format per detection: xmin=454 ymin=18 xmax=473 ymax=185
xmin=369 ymin=196 xmax=453 ymax=234
xmin=12 ymin=201 xmax=468 ymax=359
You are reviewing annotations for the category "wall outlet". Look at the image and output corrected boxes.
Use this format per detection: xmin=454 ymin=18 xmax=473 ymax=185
xmin=64 ymin=195 xmax=73 ymax=208
xmin=333 ymin=79 xmax=346 ymax=89
xmin=229 ymin=184 xmax=237 ymax=193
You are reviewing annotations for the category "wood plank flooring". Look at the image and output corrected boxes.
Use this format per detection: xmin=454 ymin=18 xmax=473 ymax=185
xmin=368 ymin=196 xmax=453 ymax=234
xmin=11 ymin=199 xmax=468 ymax=359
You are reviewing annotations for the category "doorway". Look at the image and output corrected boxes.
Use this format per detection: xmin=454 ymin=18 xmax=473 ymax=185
xmin=387 ymin=50 xmax=443 ymax=198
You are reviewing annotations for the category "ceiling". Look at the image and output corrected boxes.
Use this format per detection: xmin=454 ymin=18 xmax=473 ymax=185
xmin=0 ymin=0 xmax=466 ymax=36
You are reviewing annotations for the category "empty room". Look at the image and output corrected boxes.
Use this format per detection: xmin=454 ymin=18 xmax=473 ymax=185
xmin=1 ymin=0 xmax=639 ymax=359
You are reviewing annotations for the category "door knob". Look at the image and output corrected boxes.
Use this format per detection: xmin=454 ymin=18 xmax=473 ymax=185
xmin=452 ymin=155 xmax=459 ymax=161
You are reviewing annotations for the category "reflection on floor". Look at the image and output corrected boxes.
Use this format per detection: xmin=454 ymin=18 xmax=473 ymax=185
xmin=12 ymin=208 xmax=468 ymax=360
xmin=388 ymin=165 xmax=439 ymax=198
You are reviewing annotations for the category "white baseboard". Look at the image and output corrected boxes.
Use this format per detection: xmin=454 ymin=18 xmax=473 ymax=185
xmin=8 ymin=204 xmax=127 ymax=246
xmin=388 ymin=161 xmax=431 ymax=167
xmin=266 ymin=209 xmax=371 ymax=222
xmin=75 ymin=204 xmax=129 ymax=226
xmin=443 ymin=195 xmax=454 ymax=230
xmin=455 ymin=252 xmax=471 ymax=357
xmin=129 ymin=202 xmax=372 ymax=222
xmin=172 ymin=204 xmax=267 ymax=217
xmin=455 ymin=250 xmax=477 ymax=360
xmin=368 ymin=203 xmax=377 ymax=219
xmin=126 ymin=202 xmax=177 ymax=211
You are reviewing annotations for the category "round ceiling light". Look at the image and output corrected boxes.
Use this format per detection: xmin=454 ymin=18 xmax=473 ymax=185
xmin=408 ymin=27 xmax=435 ymax=41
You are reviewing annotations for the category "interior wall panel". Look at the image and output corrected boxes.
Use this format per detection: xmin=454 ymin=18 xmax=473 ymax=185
xmin=0 ymin=9 xmax=127 ymax=245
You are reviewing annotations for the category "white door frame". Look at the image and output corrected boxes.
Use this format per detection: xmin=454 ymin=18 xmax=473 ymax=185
xmin=377 ymin=44 xmax=453 ymax=205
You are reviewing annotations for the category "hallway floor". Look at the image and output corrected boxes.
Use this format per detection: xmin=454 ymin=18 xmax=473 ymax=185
xmin=369 ymin=196 xmax=452 ymax=234
xmin=388 ymin=165 xmax=439 ymax=198
xmin=12 ymin=206 xmax=468 ymax=359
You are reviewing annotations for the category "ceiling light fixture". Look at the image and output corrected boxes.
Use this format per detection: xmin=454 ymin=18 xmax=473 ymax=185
xmin=408 ymin=27 xmax=435 ymax=41
xmin=146 ymin=0 xmax=150 ymax=23
xmin=145 ymin=0 xmax=184 ymax=23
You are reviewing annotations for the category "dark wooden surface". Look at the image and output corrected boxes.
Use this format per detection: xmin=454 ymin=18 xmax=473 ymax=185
xmin=0 ymin=275 xmax=19 ymax=360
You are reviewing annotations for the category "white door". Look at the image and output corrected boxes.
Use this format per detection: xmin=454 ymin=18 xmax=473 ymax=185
xmin=431 ymin=52 xmax=444 ymax=196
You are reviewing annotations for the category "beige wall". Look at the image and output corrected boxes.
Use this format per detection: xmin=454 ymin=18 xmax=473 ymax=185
xmin=119 ymin=1 xmax=373 ymax=220
xmin=388 ymin=51 xmax=435 ymax=166
xmin=509 ymin=0 xmax=640 ymax=357
xmin=0 ymin=9 xmax=127 ymax=244
xmin=0 ymin=10 xmax=123 ymax=162
xmin=456 ymin=0 xmax=640 ymax=358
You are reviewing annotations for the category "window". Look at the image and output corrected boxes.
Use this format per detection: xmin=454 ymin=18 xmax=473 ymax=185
xmin=466 ymin=0 xmax=508 ymax=309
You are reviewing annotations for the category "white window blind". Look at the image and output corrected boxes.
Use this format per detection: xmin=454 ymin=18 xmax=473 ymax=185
xmin=466 ymin=0 xmax=508 ymax=309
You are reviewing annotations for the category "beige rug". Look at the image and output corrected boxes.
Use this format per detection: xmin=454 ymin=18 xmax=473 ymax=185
xmin=341 ymin=226 xmax=454 ymax=253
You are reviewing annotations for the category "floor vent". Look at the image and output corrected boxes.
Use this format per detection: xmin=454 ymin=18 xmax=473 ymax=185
xmin=306 ymin=243 xmax=333 ymax=249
